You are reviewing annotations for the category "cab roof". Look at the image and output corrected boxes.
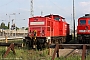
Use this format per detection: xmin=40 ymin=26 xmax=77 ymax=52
xmin=45 ymin=14 xmax=65 ymax=19
xmin=80 ymin=14 xmax=90 ymax=18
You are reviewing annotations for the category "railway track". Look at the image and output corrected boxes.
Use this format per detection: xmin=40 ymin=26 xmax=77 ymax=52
xmin=51 ymin=43 xmax=90 ymax=60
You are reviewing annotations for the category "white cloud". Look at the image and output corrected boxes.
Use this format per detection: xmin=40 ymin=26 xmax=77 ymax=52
xmin=80 ymin=1 xmax=90 ymax=7
xmin=77 ymin=1 xmax=90 ymax=14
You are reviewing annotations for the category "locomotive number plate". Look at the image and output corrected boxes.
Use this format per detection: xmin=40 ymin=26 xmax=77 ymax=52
xmin=79 ymin=30 xmax=90 ymax=32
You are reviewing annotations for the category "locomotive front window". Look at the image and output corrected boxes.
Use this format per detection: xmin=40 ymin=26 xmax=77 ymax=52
xmin=54 ymin=17 xmax=60 ymax=21
xmin=80 ymin=20 xmax=86 ymax=25
xmin=88 ymin=20 xmax=90 ymax=24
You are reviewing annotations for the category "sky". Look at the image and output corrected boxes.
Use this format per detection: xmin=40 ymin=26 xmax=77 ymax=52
xmin=0 ymin=0 xmax=90 ymax=29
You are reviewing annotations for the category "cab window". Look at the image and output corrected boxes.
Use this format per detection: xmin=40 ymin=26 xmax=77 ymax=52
xmin=80 ymin=20 xmax=86 ymax=25
xmin=88 ymin=20 xmax=90 ymax=24
xmin=54 ymin=17 xmax=60 ymax=21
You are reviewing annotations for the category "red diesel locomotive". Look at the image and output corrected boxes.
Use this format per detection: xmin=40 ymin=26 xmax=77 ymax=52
xmin=77 ymin=14 xmax=90 ymax=44
xmin=24 ymin=14 xmax=72 ymax=49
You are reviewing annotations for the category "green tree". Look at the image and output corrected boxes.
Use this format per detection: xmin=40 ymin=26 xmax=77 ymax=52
xmin=25 ymin=27 xmax=28 ymax=30
xmin=3 ymin=26 xmax=8 ymax=29
xmin=0 ymin=22 xmax=8 ymax=29
xmin=1 ymin=22 xmax=5 ymax=28
xmin=8 ymin=22 xmax=10 ymax=29
xmin=22 ymin=27 xmax=25 ymax=29
xmin=16 ymin=27 xmax=19 ymax=31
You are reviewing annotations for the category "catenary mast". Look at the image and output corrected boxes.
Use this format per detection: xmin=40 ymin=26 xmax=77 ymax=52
xmin=30 ymin=0 xmax=34 ymax=17
xmin=73 ymin=0 xmax=75 ymax=42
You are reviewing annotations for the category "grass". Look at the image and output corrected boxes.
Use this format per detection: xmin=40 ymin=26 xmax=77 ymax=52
xmin=0 ymin=47 xmax=90 ymax=60
xmin=55 ymin=55 xmax=90 ymax=60
xmin=0 ymin=39 xmax=90 ymax=60
xmin=0 ymin=46 xmax=52 ymax=60
xmin=54 ymin=53 xmax=90 ymax=60
xmin=55 ymin=55 xmax=81 ymax=60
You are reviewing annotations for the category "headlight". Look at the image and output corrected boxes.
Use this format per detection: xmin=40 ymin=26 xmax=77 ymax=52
xmin=47 ymin=37 xmax=51 ymax=39
xmin=46 ymin=37 xmax=51 ymax=43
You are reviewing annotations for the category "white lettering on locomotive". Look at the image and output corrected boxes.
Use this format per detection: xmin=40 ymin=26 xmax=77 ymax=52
xmin=79 ymin=30 xmax=85 ymax=32
xmin=79 ymin=30 xmax=90 ymax=32
xmin=30 ymin=22 xmax=44 ymax=25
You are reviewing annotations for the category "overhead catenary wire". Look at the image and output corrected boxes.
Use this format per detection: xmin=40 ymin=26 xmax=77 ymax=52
xmin=0 ymin=0 xmax=15 ymax=7
xmin=47 ymin=0 xmax=62 ymax=9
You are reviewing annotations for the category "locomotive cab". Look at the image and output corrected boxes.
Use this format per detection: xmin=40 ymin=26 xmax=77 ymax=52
xmin=77 ymin=14 xmax=90 ymax=44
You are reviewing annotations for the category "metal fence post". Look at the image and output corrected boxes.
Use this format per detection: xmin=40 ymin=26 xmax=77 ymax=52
xmin=52 ymin=44 xmax=59 ymax=60
xmin=82 ymin=45 xmax=86 ymax=60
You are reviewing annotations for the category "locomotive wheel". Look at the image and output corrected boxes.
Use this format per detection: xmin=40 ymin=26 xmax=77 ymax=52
xmin=60 ymin=38 xmax=62 ymax=43
xmin=30 ymin=40 xmax=33 ymax=49
xmin=37 ymin=39 xmax=46 ymax=50
xmin=79 ymin=40 xmax=83 ymax=44
xmin=58 ymin=39 xmax=61 ymax=44
xmin=37 ymin=40 xmax=42 ymax=50
xmin=26 ymin=38 xmax=33 ymax=49
xmin=86 ymin=40 xmax=90 ymax=44
xmin=89 ymin=40 xmax=90 ymax=44
xmin=37 ymin=43 xmax=43 ymax=50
